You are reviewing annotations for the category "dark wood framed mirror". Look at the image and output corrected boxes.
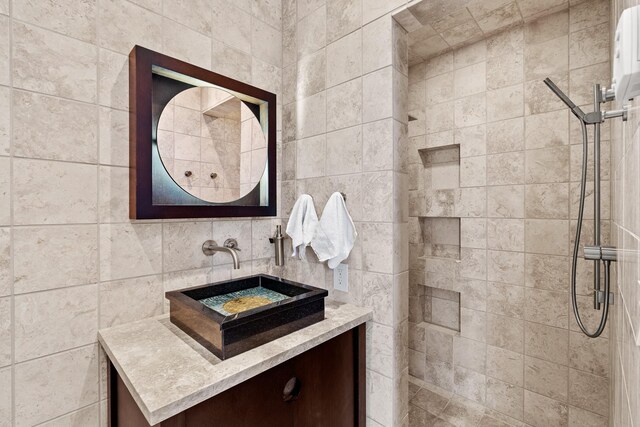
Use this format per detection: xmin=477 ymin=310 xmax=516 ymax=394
xmin=129 ymin=45 xmax=277 ymax=219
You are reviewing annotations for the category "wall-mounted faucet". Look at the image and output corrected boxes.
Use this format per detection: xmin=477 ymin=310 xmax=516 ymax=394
xmin=202 ymin=238 xmax=241 ymax=269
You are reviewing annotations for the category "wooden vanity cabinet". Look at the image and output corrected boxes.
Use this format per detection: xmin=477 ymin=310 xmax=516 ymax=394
xmin=109 ymin=324 xmax=366 ymax=427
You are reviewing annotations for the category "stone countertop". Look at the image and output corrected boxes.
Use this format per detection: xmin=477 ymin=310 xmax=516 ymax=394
xmin=98 ymin=301 xmax=372 ymax=425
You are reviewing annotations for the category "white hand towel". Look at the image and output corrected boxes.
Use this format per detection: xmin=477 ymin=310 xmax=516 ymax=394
xmin=311 ymin=192 xmax=357 ymax=269
xmin=286 ymin=194 xmax=319 ymax=260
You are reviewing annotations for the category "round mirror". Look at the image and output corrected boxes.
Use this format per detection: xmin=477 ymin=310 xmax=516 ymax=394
xmin=156 ymin=87 xmax=267 ymax=203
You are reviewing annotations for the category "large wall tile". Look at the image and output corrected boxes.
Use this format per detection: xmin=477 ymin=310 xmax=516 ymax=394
xmin=99 ymin=275 xmax=163 ymax=328
xmin=326 ymin=30 xmax=362 ymax=88
xmin=13 ymin=91 xmax=98 ymax=163
xmin=12 ymin=0 xmax=97 ymax=43
xmin=163 ymin=0 xmax=211 ymax=34
xmin=13 ymin=158 xmax=97 ymax=225
xmin=0 ymin=17 xmax=8 ymax=86
xmin=363 ymin=67 xmax=393 ymax=123
xmin=297 ymin=5 xmax=326 ymax=59
xmin=0 ymin=228 xmax=9 ymax=297
xmin=14 ymin=284 xmax=98 ymax=362
xmin=0 ymin=367 xmax=10 ymax=426
xmin=162 ymin=19 xmax=211 ymax=70
xmin=100 ymin=223 xmax=162 ymax=281
xmin=162 ymin=221 xmax=212 ymax=272
xmin=98 ymin=0 xmax=162 ymax=54
xmin=12 ymin=22 xmax=97 ymax=103
xmin=523 ymin=390 xmax=568 ymax=427
xmin=13 ymin=225 xmax=98 ymax=294
xmin=0 ymin=87 xmax=9 ymax=156
xmin=0 ymin=297 xmax=9 ymax=367
xmin=252 ymin=18 xmax=283 ymax=67
xmin=14 ymin=345 xmax=99 ymax=426
xmin=327 ymin=0 xmax=361 ymax=44
xmin=0 ymin=157 xmax=9 ymax=225
xmin=326 ymin=126 xmax=362 ymax=175
xmin=326 ymin=78 xmax=362 ymax=131
xmin=212 ymin=0 xmax=252 ymax=54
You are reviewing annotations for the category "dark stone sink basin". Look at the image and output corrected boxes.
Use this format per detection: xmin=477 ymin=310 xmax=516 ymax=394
xmin=166 ymin=274 xmax=328 ymax=359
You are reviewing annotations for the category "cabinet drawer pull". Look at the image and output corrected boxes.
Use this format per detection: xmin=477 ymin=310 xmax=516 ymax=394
xmin=282 ymin=377 xmax=301 ymax=402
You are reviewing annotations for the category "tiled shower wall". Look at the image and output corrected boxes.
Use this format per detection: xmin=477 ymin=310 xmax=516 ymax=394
xmin=407 ymin=1 xmax=614 ymax=425
xmin=0 ymin=0 xmax=284 ymax=425
xmin=279 ymin=0 xmax=412 ymax=425
xmin=610 ymin=1 xmax=640 ymax=425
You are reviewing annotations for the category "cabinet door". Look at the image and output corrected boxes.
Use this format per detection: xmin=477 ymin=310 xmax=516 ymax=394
xmin=291 ymin=330 xmax=358 ymax=427
xmin=182 ymin=361 xmax=295 ymax=427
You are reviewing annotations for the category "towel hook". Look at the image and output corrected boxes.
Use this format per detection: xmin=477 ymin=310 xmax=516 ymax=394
xmin=340 ymin=192 xmax=346 ymax=203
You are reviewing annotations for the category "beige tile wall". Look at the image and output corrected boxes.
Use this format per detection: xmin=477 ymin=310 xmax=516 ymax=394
xmin=0 ymin=0 xmax=284 ymax=425
xmin=610 ymin=1 xmax=640 ymax=426
xmin=406 ymin=1 xmax=613 ymax=425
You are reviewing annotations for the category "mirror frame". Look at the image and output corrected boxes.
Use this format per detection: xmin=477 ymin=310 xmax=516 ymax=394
xmin=129 ymin=45 xmax=277 ymax=219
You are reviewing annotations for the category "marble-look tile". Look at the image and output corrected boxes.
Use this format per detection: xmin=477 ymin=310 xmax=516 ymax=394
xmin=568 ymin=369 xmax=608 ymax=416
xmin=0 ymin=87 xmax=8 ymax=156
xmin=212 ymin=0 xmax=251 ymax=53
xmin=454 ymin=62 xmax=486 ymax=98
xmin=252 ymin=0 xmax=282 ymax=31
xmin=569 ymin=0 xmax=608 ymax=33
xmin=487 ymin=152 xmax=525 ymax=185
xmin=525 ymin=183 xmax=569 ymax=219
xmin=296 ymin=91 xmax=326 ymax=139
xmin=327 ymin=78 xmax=362 ymax=131
xmin=327 ymin=0 xmax=361 ymax=44
xmin=486 ymin=345 xmax=523 ymax=387
xmin=454 ymin=93 xmax=486 ymax=128
xmin=297 ymin=0 xmax=324 ymax=21
xmin=524 ymin=287 xmax=568 ymax=328
xmin=486 ymin=313 xmax=523 ymax=354
xmin=487 ymin=282 xmax=525 ymax=319
xmin=0 ymin=297 xmax=9 ymax=367
xmin=13 ymin=90 xmax=98 ymax=163
xmin=524 ymin=321 xmax=568 ymax=365
xmin=38 ymin=404 xmax=100 ymax=427
xmin=486 ymin=377 xmax=524 ymax=420
xmin=13 ymin=225 xmax=98 ymax=294
xmin=99 ymin=166 xmax=129 ymax=223
xmin=13 ymin=158 xmax=97 ymax=225
xmin=439 ymin=395 xmax=486 ymax=426
xmin=296 ymin=134 xmax=325 ymax=178
xmin=568 ymin=331 xmax=608 ymax=377
xmin=524 ymin=219 xmax=569 ymax=256
xmin=327 ymin=30 xmax=361 ymax=88
xmin=0 ymin=17 xmax=8 ymax=86
xmin=486 ymin=117 xmax=524 ymax=154
xmin=98 ymin=49 xmax=128 ymax=111
xmin=360 ymin=172 xmax=393 ymax=222
xmin=568 ymin=406 xmax=607 ymax=427
xmin=0 ymin=229 xmax=8 ymax=298
xmin=98 ymin=0 xmax=162 ymax=54
xmin=487 ymin=185 xmax=524 ymax=218
xmin=524 ymin=253 xmax=568 ymax=292
xmin=211 ymin=41 xmax=252 ymax=84
xmin=524 ymin=355 xmax=568 ymax=402
xmin=362 ymin=223 xmax=393 ymax=274
xmin=211 ymin=220 xmax=253 ymax=266
xmin=363 ymin=67 xmax=393 ymax=123
xmin=297 ymin=5 xmax=325 ymax=59
xmin=14 ymin=284 xmax=98 ymax=362
xmin=99 ymin=275 xmax=163 ymax=328
xmin=14 ymin=345 xmax=99 ymax=427
xmin=0 ymin=367 xmax=11 ymax=426
xmin=486 ymin=84 xmax=523 ymax=123
xmin=13 ymin=0 xmax=97 ymax=43
xmin=162 ymin=221 xmax=212 ymax=272
xmin=362 ymin=272 xmax=393 ymax=326
xmin=524 ymin=390 xmax=568 ymax=427
xmin=0 ymin=158 xmax=8 ymax=226
xmin=487 ymin=51 xmax=523 ymax=91
xmin=163 ymin=0 xmax=211 ymax=34
xmin=12 ymin=22 xmax=97 ymax=103
xmin=454 ymin=365 xmax=486 ymax=404
xmin=487 ymin=219 xmax=524 ymax=251
xmin=569 ymin=23 xmax=608 ymax=70
xmin=487 ymin=250 xmax=524 ymax=285
xmin=252 ymin=18 xmax=282 ymax=67
xmin=525 ymin=110 xmax=568 ymax=150
xmin=363 ymin=119 xmax=394 ymax=171
xmin=296 ymin=49 xmax=325 ymax=99
xmin=367 ymin=369 xmax=394 ymax=426
xmin=363 ymin=16 xmax=393 ymax=75
xmin=162 ymin=19 xmax=211 ymax=70
xmin=100 ymin=223 xmax=162 ymax=281
xmin=326 ymin=126 xmax=362 ymax=175
xmin=524 ymin=35 xmax=568 ymax=81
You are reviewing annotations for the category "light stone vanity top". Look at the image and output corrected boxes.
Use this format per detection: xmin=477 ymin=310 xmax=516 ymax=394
xmin=98 ymin=300 xmax=372 ymax=425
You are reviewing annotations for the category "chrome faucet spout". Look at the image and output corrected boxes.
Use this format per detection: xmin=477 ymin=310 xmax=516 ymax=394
xmin=202 ymin=239 xmax=241 ymax=269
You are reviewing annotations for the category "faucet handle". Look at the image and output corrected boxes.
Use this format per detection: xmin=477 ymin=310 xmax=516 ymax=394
xmin=223 ymin=238 xmax=241 ymax=251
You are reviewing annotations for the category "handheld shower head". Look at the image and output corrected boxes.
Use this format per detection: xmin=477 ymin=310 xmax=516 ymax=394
xmin=543 ymin=78 xmax=585 ymax=121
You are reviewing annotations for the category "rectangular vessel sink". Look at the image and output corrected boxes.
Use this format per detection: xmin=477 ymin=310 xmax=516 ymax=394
xmin=166 ymin=274 xmax=328 ymax=359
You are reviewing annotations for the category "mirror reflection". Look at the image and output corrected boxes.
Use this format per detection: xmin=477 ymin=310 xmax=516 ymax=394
xmin=157 ymin=87 xmax=267 ymax=203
